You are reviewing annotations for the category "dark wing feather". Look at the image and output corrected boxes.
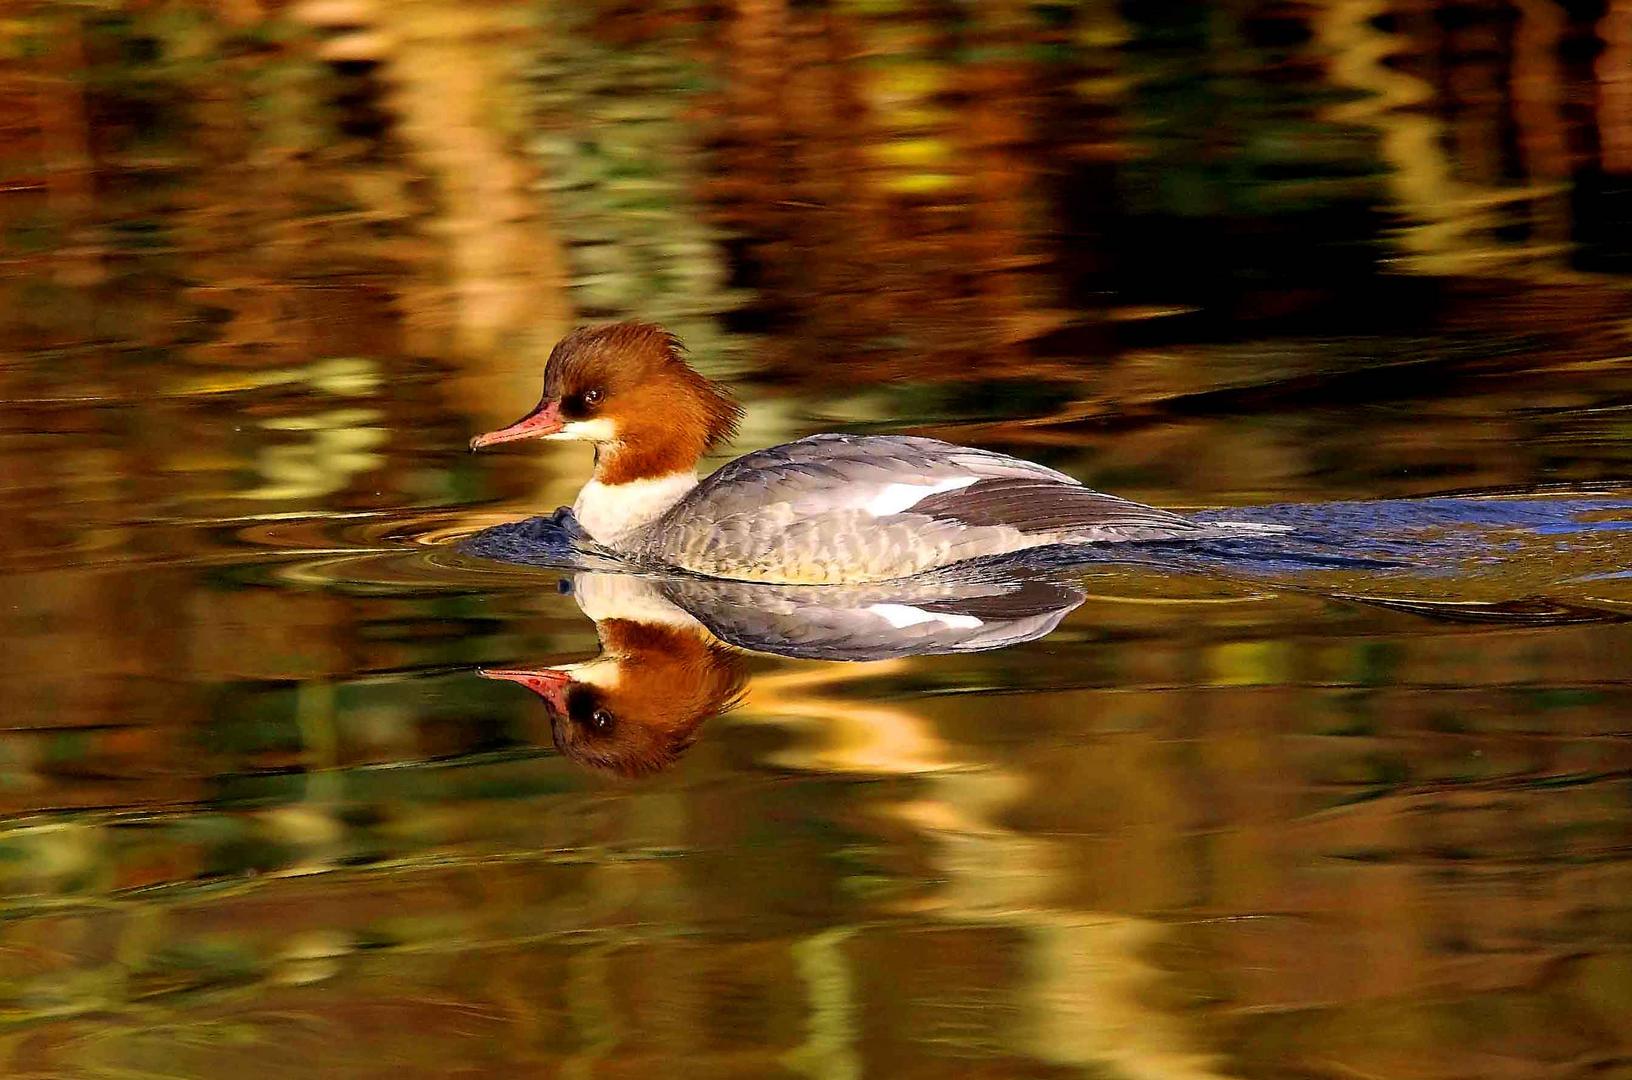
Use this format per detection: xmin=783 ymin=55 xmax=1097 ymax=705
xmin=911 ymin=478 xmax=1201 ymax=537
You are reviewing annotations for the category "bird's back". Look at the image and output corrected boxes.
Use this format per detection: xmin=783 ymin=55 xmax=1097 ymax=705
xmin=630 ymin=434 xmax=1201 ymax=584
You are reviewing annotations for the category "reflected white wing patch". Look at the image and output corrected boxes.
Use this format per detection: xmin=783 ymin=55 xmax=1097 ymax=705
xmin=865 ymin=476 xmax=978 ymax=516
xmin=867 ymin=603 xmax=983 ymax=630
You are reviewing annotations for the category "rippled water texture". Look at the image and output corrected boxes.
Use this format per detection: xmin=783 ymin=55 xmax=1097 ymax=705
xmin=3 ymin=3 xmax=1632 ymax=1078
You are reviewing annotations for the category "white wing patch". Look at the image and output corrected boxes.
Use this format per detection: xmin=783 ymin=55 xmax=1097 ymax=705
xmin=865 ymin=476 xmax=978 ymax=517
xmin=867 ymin=603 xmax=983 ymax=630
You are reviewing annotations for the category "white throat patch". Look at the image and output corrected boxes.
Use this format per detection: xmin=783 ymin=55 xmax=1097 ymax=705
xmin=543 ymin=418 xmax=619 ymax=443
xmin=573 ymin=471 xmax=698 ymax=547
xmin=554 ymin=656 xmax=623 ymax=690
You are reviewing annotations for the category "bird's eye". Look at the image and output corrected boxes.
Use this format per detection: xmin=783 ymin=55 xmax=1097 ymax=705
xmin=589 ymin=707 xmax=614 ymax=734
xmin=583 ymin=388 xmax=604 ymax=408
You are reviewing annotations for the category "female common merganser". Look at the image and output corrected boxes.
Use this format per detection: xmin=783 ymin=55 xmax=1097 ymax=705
xmin=470 ymin=321 xmax=1205 ymax=585
xmin=479 ymin=569 xmax=1086 ymax=776
xmin=480 ymin=575 xmax=747 ymax=777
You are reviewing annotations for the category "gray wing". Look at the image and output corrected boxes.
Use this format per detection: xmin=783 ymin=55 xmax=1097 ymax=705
xmin=638 ymin=434 xmax=1200 ymax=584
xmin=660 ymin=572 xmax=1086 ymax=661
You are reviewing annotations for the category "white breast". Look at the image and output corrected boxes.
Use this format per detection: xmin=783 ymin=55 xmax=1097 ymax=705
xmin=573 ymin=471 xmax=698 ymax=547
xmin=570 ymin=572 xmax=702 ymax=630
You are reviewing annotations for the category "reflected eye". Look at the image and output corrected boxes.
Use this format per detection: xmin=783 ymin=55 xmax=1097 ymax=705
xmin=589 ymin=708 xmax=614 ymax=734
xmin=583 ymin=388 xmax=604 ymax=408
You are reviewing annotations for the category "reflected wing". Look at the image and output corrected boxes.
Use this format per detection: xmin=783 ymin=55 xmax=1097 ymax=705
xmin=642 ymin=434 xmax=1199 ymax=584
xmin=660 ymin=572 xmax=1087 ymax=660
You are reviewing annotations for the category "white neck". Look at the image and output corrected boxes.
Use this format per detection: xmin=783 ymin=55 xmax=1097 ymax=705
xmin=572 ymin=470 xmax=697 ymax=547
xmin=570 ymin=572 xmax=704 ymax=632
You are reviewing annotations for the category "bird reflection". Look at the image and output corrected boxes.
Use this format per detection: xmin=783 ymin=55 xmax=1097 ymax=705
xmin=482 ymin=613 xmax=743 ymax=778
xmin=481 ymin=569 xmax=1085 ymax=778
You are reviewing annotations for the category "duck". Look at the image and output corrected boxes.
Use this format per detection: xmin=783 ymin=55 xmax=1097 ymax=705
xmin=470 ymin=320 xmax=1211 ymax=585
xmin=479 ymin=575 xmax=746 ymax=778
xmin=478 ymin=568 xmax=1086 ymax=776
